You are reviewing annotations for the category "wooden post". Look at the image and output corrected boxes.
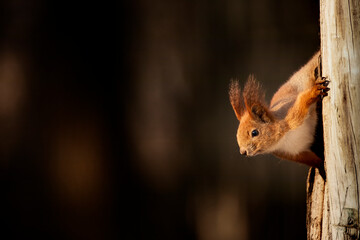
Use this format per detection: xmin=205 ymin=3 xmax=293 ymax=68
xmin=307 ymin=0 xmax=360 ymax=239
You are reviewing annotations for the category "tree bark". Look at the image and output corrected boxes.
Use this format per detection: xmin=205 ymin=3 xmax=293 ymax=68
xmin=307 ymin=0 xmax=360 ymax=239
xmin=307 ymin=168 xmax=326 ymax=239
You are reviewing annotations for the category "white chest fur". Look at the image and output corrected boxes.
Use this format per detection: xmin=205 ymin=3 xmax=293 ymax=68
xmin=268 ymin=111 xmax=317 ymax=155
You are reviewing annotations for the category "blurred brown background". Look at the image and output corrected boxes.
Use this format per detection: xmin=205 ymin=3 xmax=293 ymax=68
xmin=1 ymin=0 xmax=320 ymax=239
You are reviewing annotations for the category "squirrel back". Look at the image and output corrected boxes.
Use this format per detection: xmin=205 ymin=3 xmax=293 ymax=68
xmin=270 ymin=51 xmax=320 ymax=118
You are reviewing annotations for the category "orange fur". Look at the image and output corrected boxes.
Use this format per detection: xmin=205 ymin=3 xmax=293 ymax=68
xmin=229 ymin=51 xmax=328 ymax=168
xmin=229 ymin=80 xmax=244 ymax=120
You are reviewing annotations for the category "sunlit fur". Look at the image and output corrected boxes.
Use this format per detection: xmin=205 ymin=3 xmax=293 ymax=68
xmin=236 ymin=111 xmax=287 ymax=156
xmin=229 ymin=51 xmax=327 ymax=167
xmin=229 ymin=80 xmax=243 ymax=120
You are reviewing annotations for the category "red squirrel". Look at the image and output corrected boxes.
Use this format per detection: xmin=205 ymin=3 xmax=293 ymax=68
xmin=229 ymin=51 xmax=329 ymax=168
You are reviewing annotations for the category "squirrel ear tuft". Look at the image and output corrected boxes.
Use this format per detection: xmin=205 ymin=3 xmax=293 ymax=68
xmin=243 ymin=75 xmax=266 ymax=110
xmin=250 ymin=104 xmax=273 ymax=123
xmin=229 ymin=80 xmax=244 ymax=121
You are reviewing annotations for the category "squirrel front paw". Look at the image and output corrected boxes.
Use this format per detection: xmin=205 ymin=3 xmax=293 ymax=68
xmin=311 ymin=77 xmax=330 ymax=101
xmin=314 ymin=54 xmax=330 ymax=99
xmin=315 ymin=77 xmax=330 ymax=99
xmin=306 ymin=77 xmax=330 ymax=104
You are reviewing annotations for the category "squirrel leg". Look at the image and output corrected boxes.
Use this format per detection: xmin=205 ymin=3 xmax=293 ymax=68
xmin=285 ymin=79 xmax=329 ymax=130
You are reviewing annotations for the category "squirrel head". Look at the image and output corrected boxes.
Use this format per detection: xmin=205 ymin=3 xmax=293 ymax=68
xmin=229 ymin=75 xmax=276 ymax=156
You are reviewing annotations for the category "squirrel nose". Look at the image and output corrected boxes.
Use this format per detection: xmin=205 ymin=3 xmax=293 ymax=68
xmin=240 ymin=149 xmax=247 ymax=156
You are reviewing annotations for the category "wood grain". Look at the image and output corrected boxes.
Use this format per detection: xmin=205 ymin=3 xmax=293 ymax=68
xmin=311 ymin=0 xmax=360 ymax=239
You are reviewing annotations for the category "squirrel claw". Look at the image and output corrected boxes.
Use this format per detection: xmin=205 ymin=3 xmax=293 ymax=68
xmin=315 ymin=77 xmax=330 ymax=86
xmin=317 ymin=88 xmax=329 ymax=95
xmin=320 ymin=86 xmax=330 ymax=100
xmin=320 ymin=92 xmax=328 ymax=100
xmin=314 ymin=77 xmax=330 ymax=100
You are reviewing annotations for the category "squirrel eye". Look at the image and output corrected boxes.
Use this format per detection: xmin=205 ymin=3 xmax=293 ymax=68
xmin=251 ymin=129 xmax=259 ymax=137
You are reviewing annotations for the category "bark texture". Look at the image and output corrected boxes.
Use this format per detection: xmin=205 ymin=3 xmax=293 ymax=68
xmin=307 ymin=0 xmax=360 ymax=239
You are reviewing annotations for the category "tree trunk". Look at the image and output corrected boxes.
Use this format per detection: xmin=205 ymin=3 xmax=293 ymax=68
xmin=307 ymin=0 xmax=360 ymax=239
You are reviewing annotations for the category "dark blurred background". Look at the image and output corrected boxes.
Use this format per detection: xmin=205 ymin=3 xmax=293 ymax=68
xmin=1 ymin=1 xmax=320 ymax=239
